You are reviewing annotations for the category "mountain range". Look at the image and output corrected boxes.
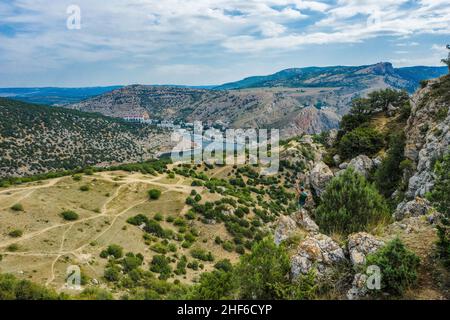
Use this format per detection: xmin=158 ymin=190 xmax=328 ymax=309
xmin=65 ymin=63 xmax=447 ymax=138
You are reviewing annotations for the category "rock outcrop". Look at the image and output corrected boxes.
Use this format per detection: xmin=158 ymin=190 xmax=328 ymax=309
xmin=274 ymin=215 xmax=298 ymax=245
xmin=291 ymin=233 xmax=345 ymax=278
xmin=293 ymin=209 xmax=319 ymax=233
xmin=404 ymin=76 xmax=450 ymax=198
xmin=394 ymin=197 xmax=432 ymax=221
xmin=347 ymin=232 xmax=384 ymax=266
xmin=347 ymin=155 xmax=374 ymax=178
xmin=309 ymin=162 xmax=334 ymax=196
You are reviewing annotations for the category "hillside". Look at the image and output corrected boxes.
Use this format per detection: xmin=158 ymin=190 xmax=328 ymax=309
xmin=67 ymin=63 xmax=446 ymax=138
xmin=0 ymin=98 xmax=170 ymax=178
xmin=0 ymin=86 xmax=123 ymax=106
xmin=216 ymin=63 xmax=447 ymax=92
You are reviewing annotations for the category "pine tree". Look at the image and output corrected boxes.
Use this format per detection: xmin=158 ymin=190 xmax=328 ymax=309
xmin=315 ymin=168 xmax=390 ymax=235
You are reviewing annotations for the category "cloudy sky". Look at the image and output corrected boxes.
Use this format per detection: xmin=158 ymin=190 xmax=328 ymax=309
xmin=0 ymin=0 xmax=449 ymax=87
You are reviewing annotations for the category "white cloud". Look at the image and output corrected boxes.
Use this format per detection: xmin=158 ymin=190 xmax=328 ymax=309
xmin=0 ymin=0 xmax=449 ymax=85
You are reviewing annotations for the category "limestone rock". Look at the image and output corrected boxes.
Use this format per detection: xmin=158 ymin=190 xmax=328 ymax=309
xmin=293 ymin=209 xmax=319 ymax=233
xmin=339 ymin=162 xmax=348 ymax=170
xmin=347 ymin=232 xmax=384 ymax=266
xmin=347 ymin=155 xmax=374 ymax=178
xmin=346 ymin=273 xmax=369 ymax=300
xmin=394 ymin=197 xmax=432 ymax=221
xmin=274 ymin=215 xmax=298 ymax=245
xmin=309 ymin=162 xmax=334 ymax=196
xmin=291 ymin=233 xmax=345 ymax=278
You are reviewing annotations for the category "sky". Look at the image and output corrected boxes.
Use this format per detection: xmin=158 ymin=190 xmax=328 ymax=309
xmin=0 ymin=0 xmax=449 ymax=87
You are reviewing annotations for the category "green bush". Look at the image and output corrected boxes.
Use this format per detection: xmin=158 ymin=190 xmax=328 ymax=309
xmin=237 ymin=237 xmax=291 ymax=299
xmin=0 ymin=273 xmax=63 ymax=300
xmin=338 ymin=127 xmax=384 ymax=159
xmin=8 ymin=229 xmax=23 ymax=238
xmin=11 ymin=203 xmax=24 ymax=212
xmin=79 ymin=185 xmax=90 ymax=192
xmin=188 ymin=269 xmax=237 ymax=300
xmin=60 ymin=210 xmax=79 ymax=221
xmin=214 ymin=259 xmax=233 ymax=272
xmin=72 ymin=174 xmax=82 ymax=181
xmin=104 ymin=265 xmax=121 ymax=282
xmin=150 ymin=255 xmax=172 ymax=280
xmin=190 ymin=248 xmax=214 ymax=262
xmin=427 ymin=153 xmax=450 ymax=269
xmin=366 ymin=238 xmax=420 ymax=296
xmin=375 ymin=133 xmax=406 ymax=198
xmin=148 ymin=189 xmax=162 ymax=200
xmin=101 ymin=244 xmax=123 ymax=259
xmin=315 ymin=169 xmax=390 ymax=235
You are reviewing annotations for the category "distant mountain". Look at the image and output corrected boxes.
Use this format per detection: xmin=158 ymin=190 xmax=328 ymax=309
xmin=215 ymin=63 xmax=448 ymax=93
xmin=66 ymin=63 xmax=448 ymax=138
xmin=0 ymin=98 xmax=169 ymax=178
xmin=0 ymin=86 xmax=123 ymax=105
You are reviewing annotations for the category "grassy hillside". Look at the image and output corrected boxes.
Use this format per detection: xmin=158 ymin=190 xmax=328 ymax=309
xmin=0 ymin=98 xmax=168 ymax=178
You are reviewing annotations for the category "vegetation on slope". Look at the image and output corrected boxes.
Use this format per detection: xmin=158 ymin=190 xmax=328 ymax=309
xmin=0 ymin=97 xmax=166 ymax=178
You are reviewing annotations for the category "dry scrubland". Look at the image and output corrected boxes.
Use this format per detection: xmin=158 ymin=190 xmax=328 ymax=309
xmin=0 ymin=168 xmax=242 ymax=293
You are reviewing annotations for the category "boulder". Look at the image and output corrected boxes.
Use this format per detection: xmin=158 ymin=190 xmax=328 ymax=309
xmin=372 ymin=156 xmax=383 ymax=168
xmin=274 ymin=215 xmax=298 ymax=245
xmin=309 ymin=162 xmax=334 ymax=196
xmin=346 ymin=273 xmax=369 ymax=300
xmin=394 ymin=197 xmax=431 ymax=221
xmin=291 ymin=233 xmax=345 ymax=278
xmin=339 ymin=162 xmax=348 ymax=170
xmin=333 ymin=154 xmax=341 ymax=166
xmin=347 ymin=155 xmax=374 ymax=178
xmin=293 ymin=209 xmax=319 ymax=233
xmin=347 ymin=232 xmax=384 ymax=266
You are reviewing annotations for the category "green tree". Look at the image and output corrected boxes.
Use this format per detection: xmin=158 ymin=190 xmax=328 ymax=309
xmin=60 ymin=210 xmax=79 ymax=221
xmin=189 ymin=269 xmax=237 ymax=300
xmin=338 ymin=127 xmax=384 ymax=159
xmin=368 ymin=89 xmax=409 ymax=112
xmin=237 ymin=237 xmax=290 ymax=299
xmin=375 ymin=133 xmax=406 ymax=198
xmin=315 ymin=169 xmax=390 ymax=235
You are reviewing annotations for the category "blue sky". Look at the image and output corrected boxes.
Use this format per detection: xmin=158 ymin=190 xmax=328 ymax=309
xmin=0 ymin=0 xmax=449 ymax=87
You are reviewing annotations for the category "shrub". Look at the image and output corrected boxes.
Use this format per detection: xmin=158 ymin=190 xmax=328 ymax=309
xmin=315 ymin=169 xmax=390 ymax=235
xmin=427 ymin=153 xmax=450 ymax=269
xmin=188 ymin=270 xmax=237 ymax=300
xmin=375 ymin=133 xmax=406 ymax=198
xmin=0 ymin=273 xmax=62 ymax=300
xmin=11 ymin=204 xmax=24 ymax=212
xmin=148 ymin=189 xmax=162 ymax=200
xmin=72 ymin=174 xmax=82 ymax=181
xmin=338 ymin=127 xmax=384 ymax=159
xmin=79 ymin=185 xmax=90 ymax=192
xmin=60 ymin=211 xmax=79 ymax=221
xmin=150 ymin=255 xmax=172 ymax=280
xmin=154 ymin=213 xmax=163 ymax=221
xmin=101 ymin=244 xmax=123 ymax=259
xmin=237 ymin=237 xmax=291 ymax=299
xmin=191 ymin=248 xmax=214 ymax=262
xmin=214 ymin=259 xmax=233 ymax=272
xmin=366 ymin=238 xmax=420 ymax=296
xmin=104 ymin=266 xmax=121 ymax=282
xmin=8 ymin=229 xmax=23 ymax=238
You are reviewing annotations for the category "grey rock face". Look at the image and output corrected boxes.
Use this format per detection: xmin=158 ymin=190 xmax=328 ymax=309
xmin=309 ymin=162 xmax=334 ymax=196
xmin=394 ymin=197 xmax=432 ymax=221
xmin=293 ymin=209 xmax=319 ymax=233
xmin=347 ymin=155 xmax=374 ymax=178
xmin=291 ymin=233 xmax=345 ymax=278
xmin=347 ymin=232 xmax=384 ymax=266
xmin=274 ymin=215 xmax=298 ymax=245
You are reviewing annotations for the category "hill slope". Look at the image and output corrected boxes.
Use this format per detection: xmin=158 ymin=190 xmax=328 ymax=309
xmin=67 ymin=63 xmax=447 ymax=138
xmin=216 ymin=63 xmax=447 ymax=92
xmin=0 ymin=98 xmax=169 ymax=178
xmin=0 ymin=86 xmax=123 ymax=105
